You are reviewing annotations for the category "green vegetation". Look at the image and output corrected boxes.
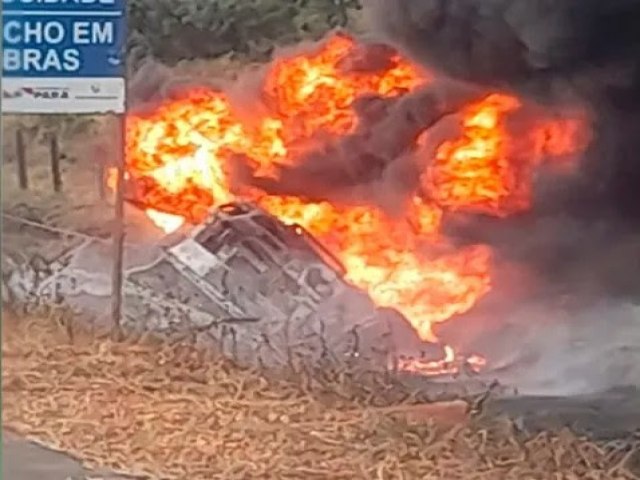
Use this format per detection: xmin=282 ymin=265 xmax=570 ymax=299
xmin=128 ymin=0 xmax=363 ymax=69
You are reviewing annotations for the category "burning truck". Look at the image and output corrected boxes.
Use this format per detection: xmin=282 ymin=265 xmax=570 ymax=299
xmin=6 ymin=200 xmax=442 ymax=373
xmin=4 ymin=34 xmax=592 ymax=380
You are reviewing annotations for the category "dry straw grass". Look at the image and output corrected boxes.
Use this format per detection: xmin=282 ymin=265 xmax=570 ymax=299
xmin=2 ymin=310 xmax=638 ymax=480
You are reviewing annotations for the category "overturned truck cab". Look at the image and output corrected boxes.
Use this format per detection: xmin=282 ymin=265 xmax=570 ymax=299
xmin=4 ymin=201 xmax=430 ymax=371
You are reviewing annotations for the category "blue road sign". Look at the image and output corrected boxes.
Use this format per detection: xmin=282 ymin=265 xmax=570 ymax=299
xmin=2 ymin=0 xmax=127 ymax=113
xmin=3 ymin=0 xmax=126 ymax=77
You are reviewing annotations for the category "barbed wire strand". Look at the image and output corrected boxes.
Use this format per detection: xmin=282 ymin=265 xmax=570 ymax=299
xmin=1 ymin=211 xmax=141 ymax=247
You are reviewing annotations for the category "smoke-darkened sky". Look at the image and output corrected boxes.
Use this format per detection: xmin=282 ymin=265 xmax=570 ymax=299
xmin=363 ymin=0 xmax=640 ymax=107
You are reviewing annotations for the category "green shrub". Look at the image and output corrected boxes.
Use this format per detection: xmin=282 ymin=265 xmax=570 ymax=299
xmin=128 ymin=0 xmax=362 ymax=70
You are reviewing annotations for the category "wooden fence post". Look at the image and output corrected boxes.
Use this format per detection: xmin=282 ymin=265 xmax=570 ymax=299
xmin=50 ymin=133 xmax=62 ymax=192
xmin=15 ymin=129 xmax=28 ymax=190
xmin=96 ymin=145 xmax=106 ymax=201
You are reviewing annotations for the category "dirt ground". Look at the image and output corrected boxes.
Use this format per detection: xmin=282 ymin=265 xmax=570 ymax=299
xmin=3 ymin=311 xmax=639 ymax=480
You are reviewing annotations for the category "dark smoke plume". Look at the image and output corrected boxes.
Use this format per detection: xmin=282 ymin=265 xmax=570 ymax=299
xmin=363 ymin=0 xmax=640 ymax=107
xmin=361 ymin=0 xmax=640 ymax=396
xmin=364 ymin=0 xmax=640 ymax=220
xmin=236 ymin=81 xmax=486 ymax=212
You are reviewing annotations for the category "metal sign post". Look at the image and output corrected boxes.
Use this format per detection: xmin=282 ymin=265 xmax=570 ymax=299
xmin=110 ymin=111 xmax=126 ymax=336
xmin=2 ymin=0 xmax=128 ymax=332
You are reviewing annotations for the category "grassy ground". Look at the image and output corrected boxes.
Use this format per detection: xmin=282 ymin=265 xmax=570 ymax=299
xmin=2 ymin=113 xmax=115 ymax=237
xmin=2 ymin=311 xmax=637 ymax=480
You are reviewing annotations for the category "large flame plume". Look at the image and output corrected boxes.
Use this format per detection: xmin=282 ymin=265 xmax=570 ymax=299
xmin=116 ymin=34 xmax=590 ymax=372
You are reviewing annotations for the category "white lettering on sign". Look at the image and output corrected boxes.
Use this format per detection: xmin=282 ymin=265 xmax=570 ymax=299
xmin=3 ymin=20 xmax=65 ymax=44
xmin=2 ymin=18 xmax=116 ymax=73
xmin=4 ymin=48 xmax=80 ymax=72
xmin=72 ymin=20 xmax=112 ymax=44
xmin=3 ymin=20 xmax=116 ymax=46
xmin=2 ymin=0 xmax=116 ymax=5
xmin=2 ymin=20 xmax=115 ymax=45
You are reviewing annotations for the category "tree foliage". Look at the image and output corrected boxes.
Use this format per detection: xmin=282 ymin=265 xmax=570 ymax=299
xmin=128 ymin=0 xmax=362 ymax=70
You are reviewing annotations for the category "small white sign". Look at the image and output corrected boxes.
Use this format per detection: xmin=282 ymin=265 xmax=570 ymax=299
xmin=2 ymin=76 xmax=125 ymax=113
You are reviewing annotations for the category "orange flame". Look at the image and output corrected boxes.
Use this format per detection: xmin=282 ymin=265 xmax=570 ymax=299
xmin=264 ymin=35 xmax=424 ymax=139
xmin=145 ymin=208 xmax=185 ymax=234
xmin=119 ymin=35 xmax=589 ymax=375
xmin=426 ymin=94 xmax=526 ymax=216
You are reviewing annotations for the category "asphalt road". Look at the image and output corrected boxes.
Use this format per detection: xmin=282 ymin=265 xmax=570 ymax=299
xmin=2 ymin=432 xmax=130 ymax=480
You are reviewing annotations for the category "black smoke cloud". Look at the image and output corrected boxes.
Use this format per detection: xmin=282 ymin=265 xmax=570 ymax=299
xmin=234 ymin=80 xmax=486 ymax=212
xmin=363 ymin=0 xmax=640 ymax=221
xmin=363 ymin=0 xmax=640 ymax=108
xmin=360 ymin=0 xmax=640 ymax=396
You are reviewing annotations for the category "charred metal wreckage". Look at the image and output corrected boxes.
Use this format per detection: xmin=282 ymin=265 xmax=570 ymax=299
xmin=4 ymin=201 xmax=439 ymax=372
xmin=6 ymin=205 xmax=639 ymax=437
